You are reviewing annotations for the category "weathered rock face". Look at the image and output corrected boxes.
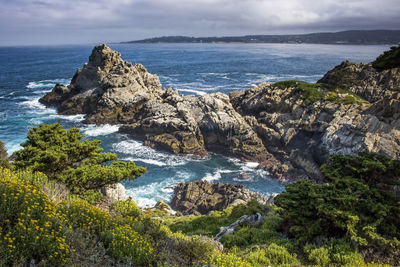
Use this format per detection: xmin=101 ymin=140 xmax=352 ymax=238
xmin=170 ymin=180 xmax=269 ymax=215
xmin=40 ymin=44 xmax=400 ymax=181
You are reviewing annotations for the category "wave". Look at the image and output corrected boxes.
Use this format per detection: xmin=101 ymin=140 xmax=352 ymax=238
xmin=81 ymin=124 xmax=120 ymax=136
xmin=176 ymin=88 xmax=207 ymax=96
xmin=124 ymin=157 xmax=167 ymax=167
xmin=202 ymin=170 xmax=222 ymax=182
xmin=19 ymin=97 xmax=56 ymax=115
xmin=113 ymin=139 xmax=188 ymax=167
xmin=49 ymin=114 xmax=85 ymax=122
xmin=26 ymin=78 xmax=70 ymax=89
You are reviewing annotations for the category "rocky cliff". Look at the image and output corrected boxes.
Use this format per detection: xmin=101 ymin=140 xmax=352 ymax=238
xmin=40 ymin=44 xmax=400 ymax=181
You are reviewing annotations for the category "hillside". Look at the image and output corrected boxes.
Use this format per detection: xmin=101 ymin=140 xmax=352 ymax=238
xmin=123 ymin=30 xmax=400 ymax=45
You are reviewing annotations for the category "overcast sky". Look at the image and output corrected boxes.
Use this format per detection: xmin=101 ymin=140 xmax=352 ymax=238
xmin=1 ymin=0 xmax=399 ymax=46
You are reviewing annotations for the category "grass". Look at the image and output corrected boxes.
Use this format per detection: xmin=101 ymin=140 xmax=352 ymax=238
xmin=272 ymin=80 xmax=369 ymax=105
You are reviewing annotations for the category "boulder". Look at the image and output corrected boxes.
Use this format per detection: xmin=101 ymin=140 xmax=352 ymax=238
xmin=100 ymin=183 xmax=126 ymax=202
xmin=170 ymin=180 xmax=269 ymax=215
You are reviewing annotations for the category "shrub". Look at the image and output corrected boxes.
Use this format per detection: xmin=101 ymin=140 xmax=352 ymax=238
xmin=102 ymin=225 xmax=154 ymax=266
xmin=208 ymin=251 xmax=251 ymax=267
xmin=111 ymin=198 xmax=141 ymax=218
xmin=372 ymin=46 xmax=400 ymax=71
xmin=0 ymin=140 xmax=9 ymax=167
xmin=58 ymin=200 xmax=111 ymax=235
xmin=273 ymin=80 xmax=325 ymax=105
xmin=308 ymin=247 xmax=330 ymax=266
xmin=0 ymin=168 xmax=70 ymax=265
xmin=275 ymin=152 xmax=400 ymax=260
xmin=13 ymin=123 xmax=146 ymax=198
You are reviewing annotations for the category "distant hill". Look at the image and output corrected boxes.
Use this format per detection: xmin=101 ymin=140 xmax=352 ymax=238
xmin=123 ymin=30 xmax=400 ymax=45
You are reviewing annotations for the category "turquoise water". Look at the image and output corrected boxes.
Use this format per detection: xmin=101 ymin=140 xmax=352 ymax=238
xmin=0 ymin=43 xmax=390 ymax=206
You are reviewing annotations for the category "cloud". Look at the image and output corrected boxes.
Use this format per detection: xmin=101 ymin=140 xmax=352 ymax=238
xmin=0 ymin=0 xmax=399 ymax=45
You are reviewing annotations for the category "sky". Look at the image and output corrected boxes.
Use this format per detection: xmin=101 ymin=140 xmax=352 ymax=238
xmin=0 ymin=0 xmax=399 ymax=46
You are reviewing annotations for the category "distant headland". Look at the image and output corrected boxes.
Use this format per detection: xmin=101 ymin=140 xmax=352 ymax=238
xmin=123 ymin=30 xmax=400 ymax=45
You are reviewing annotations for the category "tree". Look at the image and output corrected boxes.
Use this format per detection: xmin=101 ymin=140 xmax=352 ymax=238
xmin=275 ymin=153 xmax=400 ymax=252
xmin=13 ymin=123 xmax=146 ymax=194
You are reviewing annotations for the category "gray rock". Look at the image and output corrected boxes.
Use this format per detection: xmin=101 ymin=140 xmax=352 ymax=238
xmin=170 ymin=180 xmax=268 ymax=215
xmin=100 ymin=183 xmax=126 ymax=202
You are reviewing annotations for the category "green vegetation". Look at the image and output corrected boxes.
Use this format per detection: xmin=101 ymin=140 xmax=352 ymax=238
xmin=13 ymin=123 xmax=145 ymax=200
xmin=272 ymin=80 xmax=368 ymax=105
xmin=372 ymin=46 xmax=400 ymax=71
xmin=1 ymin=124 xmax=399 ymax=266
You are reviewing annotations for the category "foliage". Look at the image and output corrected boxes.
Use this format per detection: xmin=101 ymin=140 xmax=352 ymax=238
xmin=273 ymin=80 xmax=368 ymax=105
xmin=245 ymin=243 xmax=300 ymax=266
xmin=102 ymin=225 xmax=154 ymax=265
xmin=208 ymin=251 xmax=251 ymax=267
xmin=167 ymin=199 xmax=266 ymax=236
xmin=221 ymin=208 xmax=294 ymax=250
xmin=111 ymin=197 xmax=142 ymax=217
xmin=0 ymin=168 xmax=70 ymax=266
xmin=13 ymin=123 xmax=145 ymax=198
xmin=372 ymin=46 xmax=400 ymax=71
xmin=275 ymin=152 xmax=400 ymax=257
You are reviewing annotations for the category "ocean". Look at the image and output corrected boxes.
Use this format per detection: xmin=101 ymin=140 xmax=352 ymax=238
xmin=0 ymin=43 xmax=390 ymax=207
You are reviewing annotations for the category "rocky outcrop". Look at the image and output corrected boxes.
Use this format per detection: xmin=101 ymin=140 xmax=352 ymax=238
xmin=170 ymin=180 xmax=269 ymax=215
xmin=40 ymin=44 xmax=400 ymax=181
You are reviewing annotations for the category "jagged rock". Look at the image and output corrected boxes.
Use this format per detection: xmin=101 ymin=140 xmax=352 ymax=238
xmin=170 ymin=180 xmax=269 ymax=215
xmin=40 ymin=44 xmax=400 ymax=182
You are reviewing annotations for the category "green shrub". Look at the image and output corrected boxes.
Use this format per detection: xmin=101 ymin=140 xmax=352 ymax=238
xmin=208 ymin=251 xmax=251 ymax=267
xmin=273 ymin=80 xmax=325 ymax=105
xmin=81 ymin=189 xmax=102 ymax=205
xmin=275 ymin=152 xmax=400 ymax=257
xmin=59 ymin=200 xmax=111 ymax=235
xmin=245 ymin=243 xmax=300 ymax=266
xmin=13 ymin=123 xmax=146 ymax=196
xmin=308 ymin=247 xmax=330 ymax=266
xmin=372 ymin=46 xmax=400 ymax=71
xmin=102 ymin=225 xmax=154 ymax=265
xmin=111 ymin=198 xmax=141 ymax=217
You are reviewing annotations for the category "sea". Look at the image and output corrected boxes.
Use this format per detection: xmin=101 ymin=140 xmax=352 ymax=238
xmin=0 ymin=43 xmax=390 ymax=207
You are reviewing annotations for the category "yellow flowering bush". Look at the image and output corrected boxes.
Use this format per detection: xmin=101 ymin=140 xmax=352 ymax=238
xmin=102 ymin=224 xmax=154 ymax=266
xmin=208 ymin=251 xmax=251 ymax=267
xmin=0 ymin=168 xmax=70 ymax=265
xmin=58 ymin=200 xmax=111 ymax=235
xmin=111 ymin=197 xmax=142 ymax=217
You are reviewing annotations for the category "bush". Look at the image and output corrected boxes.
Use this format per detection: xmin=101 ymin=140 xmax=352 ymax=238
xmin=245 ymin=244 xmax=300 ymax=266
xmin=275 ymin=152 xmax=400 ymax=260
xmin=308 ymin=247 xmax=330 ymax=266
xmin=0 ymin=168 xmax=70 ymax=265
xmin=102 ymin=225 xmax=154 ymax=265
xmin=13 ymin=123 xmax=145 ymax=199
xmin=0 ymin=141 xmax=9 ymax=167
xmin=111 ymin=198 xmax=142 ymax=218
xmin=59 ymin=200 xmax=111 ymax=235
xmin=208 ymin=251 xmax=251 ymax=267
xmin=273 ymin=80 xmax=325 ymax=105
xmin=372 ymin=46 xmax=400 ymax=71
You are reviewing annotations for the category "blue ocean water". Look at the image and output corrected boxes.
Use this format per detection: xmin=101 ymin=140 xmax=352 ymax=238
xmin=0 ymin=43 xmax=390 ymax=207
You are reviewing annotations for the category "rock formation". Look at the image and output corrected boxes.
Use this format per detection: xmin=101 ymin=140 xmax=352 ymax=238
xmin=40 ymin=44 xmax=400 ymax=181
xmin=170 ymin=180 xmax=269 ymax=215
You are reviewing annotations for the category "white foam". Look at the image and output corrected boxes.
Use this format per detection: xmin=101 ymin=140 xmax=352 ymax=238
xmin=49 ymin=114 xmax=85 ymax=122
xmin=81 ymin=124 xmax=120 ymax=136
xmin=126 ymin=158 xmax=167 ymax=167
xmin=177 ymin=88 xmax=207 ymax=96
xmin=113 ymin=139 xmax=187 ymax=166
xmin=26 ymin=78 xmax=70 ymax=89
xmin=245 ymin=162 xmax=259 ymax=168
xmin=20 ymin=98 xmax=56 ymax=115
xmin=202 ymin=171 xmax=222 ymax=182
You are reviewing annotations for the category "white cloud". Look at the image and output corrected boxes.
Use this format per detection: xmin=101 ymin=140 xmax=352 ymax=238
xmin=0 ymin=0 xmax=399 ymax=45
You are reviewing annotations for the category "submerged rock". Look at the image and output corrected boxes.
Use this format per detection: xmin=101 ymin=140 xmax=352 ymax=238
xmin=40 ymin=44 xmax=400 ymax=181
xmin=170 ymin=180 xmax=269 ymax=215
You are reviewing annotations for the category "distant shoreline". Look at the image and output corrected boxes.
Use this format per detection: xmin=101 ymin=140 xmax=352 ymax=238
xmin=122 ymin=30 xmax=400 ymax=45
